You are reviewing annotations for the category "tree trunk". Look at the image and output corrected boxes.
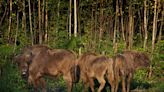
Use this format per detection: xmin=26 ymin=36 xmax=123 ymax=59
xmin=138 ymin=10 xmax=143 ymax=46
xmin=0 ymin=0 xmax=8 ymax=26
xmin=13 ymin=2 xmax=19 ymax=53
xmin=45 ymin=0 xmax=48 ymax=43
xmin=158 ymin=2 xmax=163 ymax=44
xmin=28 ymin=0 xmax=33 ymax=45
xmin=8 ymin=0 xmax=12 ymax=41
xmin=69 ymin=0 xmax=72 ymax=38
xmin=74 ymin=0 xmax=77 ymax=37
xmin=99 ymin=0 xmax=103 ymax=41
xmin=113 ymin=0 xmax=119 ymax=53
xmin=56 ymin=0 xmax=60 ymax=37
xmin=119 ymin=0 xmax=125 ymax=42
xmin=128 ymin=4 xmax=133 ymax=50
xmin=144 ymin=0 xmax=148 ymax=50
xmin=33 ymin=1 xmax=36 ymax=44
xmin=22 ymin=0 xmax=26 ymax=36
xmin=42 ymin=0 xmax=45 ymax=42
xmin=152 ymin=0 xmax=157 ymax=53
xmin=38 ymin=0 xmax=42 ymax=44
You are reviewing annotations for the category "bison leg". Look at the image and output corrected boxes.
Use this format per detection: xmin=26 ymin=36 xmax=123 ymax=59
xmin=38 ymin=78 xmax=46 ymax=92
xmin=88 ymin=78 xmax=95 ymax=92
xmin=83 ymin=81 xmax=89 ymax=92
xmin=127 ymin=73 xmax=132 ymax=92
xmin=63 ymin=73 xmax=73 ymax=92
xmin=114 ymin=74 xmax=119 ymax=92
xmin=97 ymin=76 xmax=106 ymax=92
xmin=81 ymin=75 xmax=90 ymax=92
xmin=107 ymin=72 xmax=115 ymax=92
xmin=121 ymin=76 xmax=126 ymax=92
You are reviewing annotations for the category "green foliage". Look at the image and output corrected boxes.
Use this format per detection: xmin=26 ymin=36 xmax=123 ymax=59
xmin=0 ymin=45 xmax=28 ymax=92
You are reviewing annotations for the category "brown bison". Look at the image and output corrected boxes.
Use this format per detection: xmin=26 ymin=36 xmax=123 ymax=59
xmin=77 ymin=53 xmax=114 ymax=92
xmin=113 ymin=51 xmax=150 ymax=92
xmin=15 ymin=45 xmax=49 ymax=78
xmin=15 ymin=45 xmax=78 ymax=92
xmin=28 ymin=48 xmax=77 ymax=92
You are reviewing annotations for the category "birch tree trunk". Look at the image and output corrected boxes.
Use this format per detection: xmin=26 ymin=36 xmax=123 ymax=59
xmin=28 ymin=0 xmax=33 ymax=45
xmin=152 ymin=0 xmax=157 ymax=53
xmin=8 ymin=0 xmax=12 ymax=41
xmin=22 ymin=0 xmax=26 ymax=36
xmin=69 ymin=0 xmax=72 ymax=38
xmin=144 ymin=0 xmax=148 ymax=50
xmin=74 ymin=0 xmax=77 ymax=37
xmin=45 ymin=0 xmax=48 ymax=43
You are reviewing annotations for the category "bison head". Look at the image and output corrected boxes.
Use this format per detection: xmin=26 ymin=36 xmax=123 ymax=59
xmin=15 ymin=53 xmax=32 ymax=79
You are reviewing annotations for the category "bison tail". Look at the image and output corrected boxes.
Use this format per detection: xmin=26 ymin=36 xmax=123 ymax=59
xmin=71 ymin=65 xmax=80 ymax=83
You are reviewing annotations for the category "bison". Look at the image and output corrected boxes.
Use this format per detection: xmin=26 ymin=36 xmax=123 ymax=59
xmin=113 ymin=51 xmax=150 ymax=92
xmin=77 ymin=52 xmax=114 ymax=92
xmin=15 ymin=45 xmax=78 ymax=92
xmin=15 ymin=45 xmax=49 ymax=79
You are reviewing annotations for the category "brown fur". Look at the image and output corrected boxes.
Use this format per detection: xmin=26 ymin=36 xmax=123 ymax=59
xmin=28 ymin=48 xmax=77 ymax=92
xmin=15 ymin=45 xmax=49 ymax=78
xmin=77 ymin=53 xmax=114 ymax=92
xmin=113 ymin=51 xmax=150 ymax=92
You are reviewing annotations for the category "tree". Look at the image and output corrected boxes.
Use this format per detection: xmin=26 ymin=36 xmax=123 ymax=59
xmin=8 ymin=0 xmax=12 ymax=41
xmin=144 ymin=0 xmax=148 ymax=50
xmin=45 ymin=0 xmax=48 ymax=43
xmin=113 ymin=0 xmax=119 ymax=53
xmin=74 ymin=0 xmax=77 ymax=37
xmin=22 ymin=0 xmax=26 ymax=36
xmin=152 ymin=0 xmax=157 ymax=53
xmin=119 ymin=0 xmax=125 ymax=42
xmin=69 ymin=0 xmax=72 ymax=38
xmin=28 ymin=0 xmax=34 ymax=45
xmin=38 ymin=0 xmax=42 ymax=44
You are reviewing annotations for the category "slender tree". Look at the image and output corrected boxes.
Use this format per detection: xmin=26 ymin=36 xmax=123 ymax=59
xmin=152 ymin=0 xmax=157 ymax=53
xmin=144 ymin=0 xmax=148 ymax=50
xmin=113 ymin=0 xmax=119 ymax=53
xmin=28 ymin=0 xmax=33 ymax=45
xmin=0 ymin=0 xmax=8 ymax=26
xmin=74 ymin=0 xmax=77 ymax=37
xmin=119 ymin=0 xmax=125 ymax=42
xmin=45 ymin=0 xmax=48 ymax=43
xmin=13 ymin=0 xmax=19 ymax=52
xmin=158 ymin=1 xmax=163 ymax=44
xmin=69 ymin=0 xmax=72 ymax=38
xmin=22 ymin=0 xmax=26 ymax=35
xmin=42 ymin=0 xmax=45 ymax=42
xmin=128 ymin=3 xmax=133 ymax=50
xmin=33 ymin=1 xmax=36 ymax=43
xmin=99 ymin=0 xmax=103 ymax=41
xmin=8 ymin=0 xmax=12 ymax=41
xmin=38 ymin=0 xmax=42 ymax=44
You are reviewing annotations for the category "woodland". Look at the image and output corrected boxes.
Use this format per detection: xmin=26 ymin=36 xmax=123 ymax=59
xmin=0 ymin=0 xmax=164 ymax=92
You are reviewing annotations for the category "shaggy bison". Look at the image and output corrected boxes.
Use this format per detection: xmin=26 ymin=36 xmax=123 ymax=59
xmin=15 ymin=45 xmax=49 ymax=79
xmin=28 ymin=48 xmax=77 ymax=92
xmin=15 ymin=45 xmax=78 ymax=92
xmin=77 ymin=53 xmax=114 ymax=92
xmin=113 ymin=51 xmax=150 ymax=92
